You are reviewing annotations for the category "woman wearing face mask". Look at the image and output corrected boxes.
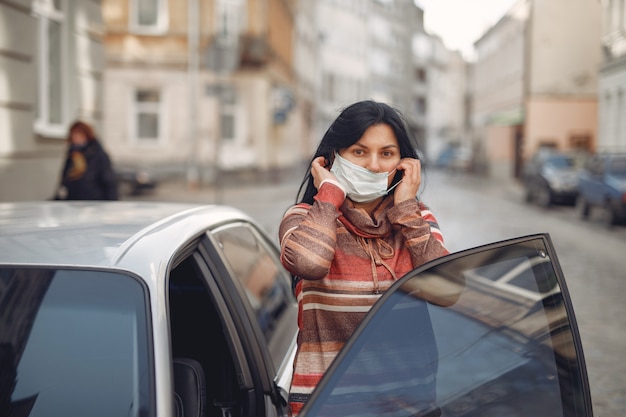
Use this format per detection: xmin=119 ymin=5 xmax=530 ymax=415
xmin=54 ymin=120 xmax=118 ymax=201
xmin=279 ymin=100 xmax=449 ymax=416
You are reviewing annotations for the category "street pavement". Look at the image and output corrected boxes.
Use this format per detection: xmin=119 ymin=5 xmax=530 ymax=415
xmin=127 ymin=167 xmax=526 ymax=240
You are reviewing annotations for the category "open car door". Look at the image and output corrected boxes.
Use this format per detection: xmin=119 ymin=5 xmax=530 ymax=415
xmin=302 ymin=234 xmax=593 ymax=417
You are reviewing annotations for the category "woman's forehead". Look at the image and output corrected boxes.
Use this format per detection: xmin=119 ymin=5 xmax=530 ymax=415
xmin=353 ymin=124 xmax=398 ymax=147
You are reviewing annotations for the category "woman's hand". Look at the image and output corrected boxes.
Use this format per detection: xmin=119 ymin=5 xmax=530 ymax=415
xmin=394 ymin=158 xmax=422 ymax=204
xmin=311 ymin=156 xmax=337 ymax=190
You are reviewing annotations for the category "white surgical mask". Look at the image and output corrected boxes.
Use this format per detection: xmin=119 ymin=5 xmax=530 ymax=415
xmin=330 ymin=153 xmax=399 ymax=203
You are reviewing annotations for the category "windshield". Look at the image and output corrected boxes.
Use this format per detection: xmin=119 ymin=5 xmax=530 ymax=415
xmin=303 ymin=236 xmax=590 ymax=417
xmin=0 ymin=268 xmax=153 ymax=417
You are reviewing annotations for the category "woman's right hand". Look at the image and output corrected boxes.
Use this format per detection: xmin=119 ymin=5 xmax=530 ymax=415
xmin=311 ymin=156 xmax=336 ymax=190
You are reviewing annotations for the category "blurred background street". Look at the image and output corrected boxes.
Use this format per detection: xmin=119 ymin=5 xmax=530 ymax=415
xmin=2 ymin=0 xmax=626 ymax=415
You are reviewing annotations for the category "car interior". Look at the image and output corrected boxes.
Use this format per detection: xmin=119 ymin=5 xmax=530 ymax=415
xmin=173 ymin=357 xmax=206 ymax=417
xmin=169 ymin=256 xmax=241 ymax=417
xmin=166 ymin=224 xmax=298 ymax=417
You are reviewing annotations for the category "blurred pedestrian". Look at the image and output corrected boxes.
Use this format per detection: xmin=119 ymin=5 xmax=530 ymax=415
xmin=278 ymin=100 xmax=449 ymax=415
xmin=54 ymin=120 xmax=118 ymax=201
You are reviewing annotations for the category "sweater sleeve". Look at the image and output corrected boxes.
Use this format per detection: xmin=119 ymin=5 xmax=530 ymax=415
xmin=278 ymin=181 xmax=345 ymax=280
xmin=386 ymin=199 xmax=449 ymax=268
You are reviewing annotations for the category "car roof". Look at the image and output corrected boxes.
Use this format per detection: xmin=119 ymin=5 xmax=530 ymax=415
xmin=0 ymin=201 xmax=254 ymax=271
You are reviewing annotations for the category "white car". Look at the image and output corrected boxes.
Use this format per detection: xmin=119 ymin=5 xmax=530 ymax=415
xmin=0 ymin=202 xmax=593 ymax=417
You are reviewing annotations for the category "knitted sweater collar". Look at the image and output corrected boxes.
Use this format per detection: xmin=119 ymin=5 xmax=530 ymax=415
xmin=338 ymin=196 xmax=394 ymax=239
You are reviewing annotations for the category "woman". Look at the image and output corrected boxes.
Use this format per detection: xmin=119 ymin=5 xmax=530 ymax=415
xmin=278 ymin=100 xmax=449 ymax=416
xmin=56 ymin=120 xmax=118 ymax=201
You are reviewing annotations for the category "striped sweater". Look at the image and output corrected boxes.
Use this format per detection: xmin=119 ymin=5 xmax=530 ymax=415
xmin=278 ymin=181 xmax=449 ymax=416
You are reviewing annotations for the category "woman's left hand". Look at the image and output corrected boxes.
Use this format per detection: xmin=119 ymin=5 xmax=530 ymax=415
xmin=394 ymin=158 xmax=422 ymax=204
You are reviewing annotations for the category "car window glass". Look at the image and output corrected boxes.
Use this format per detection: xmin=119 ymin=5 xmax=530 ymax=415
xmin=213 ymin=224 xmax=297 ymax=366
xmin=608 ymin=157 xmax=626 ymax=175
xmin=303 ymin=236 xmax=590 ymax=417
xmin=1 ymin=268 xmax=152 ymax=417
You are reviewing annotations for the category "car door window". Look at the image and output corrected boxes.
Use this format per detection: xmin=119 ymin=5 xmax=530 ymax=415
xmin=303 ymin=235 xmax=591 ymax=417
xmin=212 ymin=224 xmax=297 ymax=367
xmin=1 ymin=268 xmax=153 ymax=417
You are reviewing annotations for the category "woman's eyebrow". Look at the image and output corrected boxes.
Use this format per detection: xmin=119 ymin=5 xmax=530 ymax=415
xmin=351 ymin=143 xmax=398 ymax=150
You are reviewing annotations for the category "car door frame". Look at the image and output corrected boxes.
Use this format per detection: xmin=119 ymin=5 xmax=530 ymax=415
xmin=194 ymin=221 xmax=295 ymax=416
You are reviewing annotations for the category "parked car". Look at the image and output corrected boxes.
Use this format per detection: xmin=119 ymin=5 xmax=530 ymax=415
xmin=115 ymin=164 xmax=159 ymax=196
xmin=522 ymin=150 xmax=581 ymax=207
xmin=435 ymin=145 xmax=472 ymax=173
xmin=578 ymin=153 xmax=626 ymax=226
xmin=0 ymin=202 xmax=593 ymax=417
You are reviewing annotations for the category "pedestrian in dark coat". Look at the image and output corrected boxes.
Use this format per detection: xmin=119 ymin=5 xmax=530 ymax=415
xmin=55 ymin=120 xmax=118 ymax=201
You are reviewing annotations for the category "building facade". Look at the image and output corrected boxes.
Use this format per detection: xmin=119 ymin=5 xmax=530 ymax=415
xmin=472 ymin=0 xmax=528 ymax=179
xmin=598 ymin=0 xmax=626 ymax=152
xmin=368 ymin=0 xmax=419 ymax=113
xmin=312 ymin=0 xmax=369 ymax=142
xmin=413 ymin=33 xmax=466 ymax=164
xmin=1 ymin=0 xmax=105 ymax=201
xmin=102 ymin=0 xmax=301 ymax=185
xmin=1 ymin=0 xmax=469 ymax=200
xmin=102 ymin=0 xmax=464 ymax=185
xmin=312 ymin=0 xmax=454 ymax=161
xmin=472 ymin=0 xmax=601 ymax=180
xmin=292 ymin=0 xmax=319 ymax=159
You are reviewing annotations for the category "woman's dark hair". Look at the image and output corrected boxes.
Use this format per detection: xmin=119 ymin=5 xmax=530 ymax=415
xmin=296 ymin=100 xmax=422 ymax=204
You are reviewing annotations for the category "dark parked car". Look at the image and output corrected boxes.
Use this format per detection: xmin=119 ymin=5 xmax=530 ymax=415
xmin=0 ymin=202 xmax=593 ymax=417
xmin=115 ymin=164 xmax=159 ymax=196
xmin=578 ymin=153 xmax=626 ymax=226
xmin=522 ymin=150 xmax=581 ymax=207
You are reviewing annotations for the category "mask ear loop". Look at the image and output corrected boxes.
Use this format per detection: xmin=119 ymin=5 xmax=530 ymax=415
xmin=387 ymin=179 xmax=401 ymax=193
xmin=387 ymin=169 xmax=401 ymax=192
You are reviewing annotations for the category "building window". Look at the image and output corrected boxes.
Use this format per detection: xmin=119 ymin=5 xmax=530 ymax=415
xmin=130 ymin=0 xmax=168 ymax=34
xmin=134 ymin=89 xmax=162 ymax=143
xmin=33 ymin=0 xmax=67 ymax=138
xmin=215 ymin=0 xmax=245 ymax=45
